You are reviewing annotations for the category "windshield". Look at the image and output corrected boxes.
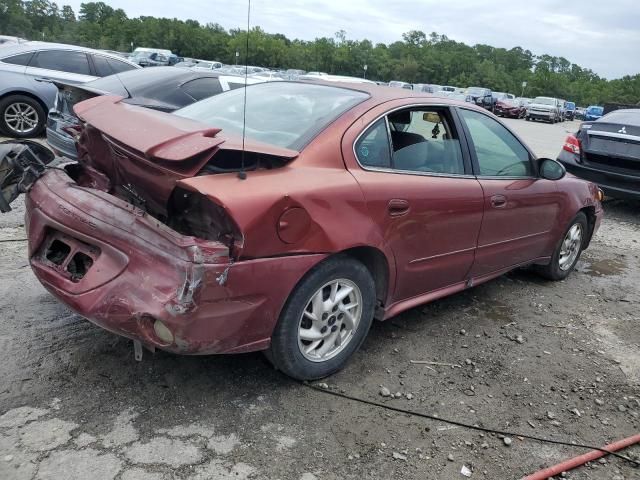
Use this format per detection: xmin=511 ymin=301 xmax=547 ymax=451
xmin=587 ymin=106 xmax=604 ymax=115
xmin=566 ymin=102 xmax=575 ymax=110
xmin=175 ymin=82 xmax=369 ymax=150
xmin=533 ymin=97 xmax=556 ymax=106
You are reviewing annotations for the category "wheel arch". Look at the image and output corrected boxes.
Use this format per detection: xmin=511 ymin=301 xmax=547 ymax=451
xmin=338 ymin=246 xmax=390 ymax=318
xmin=0 ymin=90 xmax=49 ymax=115
xmin=579 ymin=205 xmax=597 ymax=249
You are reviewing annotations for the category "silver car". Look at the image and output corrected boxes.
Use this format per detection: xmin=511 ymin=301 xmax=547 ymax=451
xmin=525 ymin=96 xmax=562 ymax=123
xmin=0 ymin=42 xmax=140 ymax=138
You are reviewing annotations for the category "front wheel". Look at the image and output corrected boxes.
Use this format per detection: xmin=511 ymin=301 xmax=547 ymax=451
xmin=535 ymin=212 xmax=588 ymax=281
xmin=267 ymin=256 xmax=376 ymax=380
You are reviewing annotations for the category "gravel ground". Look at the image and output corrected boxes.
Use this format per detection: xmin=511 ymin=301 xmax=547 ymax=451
xmin=0 ymin=119 xmax=639 ymax=480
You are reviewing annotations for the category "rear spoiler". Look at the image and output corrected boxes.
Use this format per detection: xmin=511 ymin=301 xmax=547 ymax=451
xmin=74 ymin=95 xmax=224 ymax=162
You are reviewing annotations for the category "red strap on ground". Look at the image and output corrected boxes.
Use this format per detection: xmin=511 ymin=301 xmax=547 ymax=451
xmin=522 ymin=432 xmax=640 ymax=480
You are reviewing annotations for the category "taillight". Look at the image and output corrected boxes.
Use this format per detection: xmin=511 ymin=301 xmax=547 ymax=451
xmin=562 ymin=134 xmax=581 ymax=155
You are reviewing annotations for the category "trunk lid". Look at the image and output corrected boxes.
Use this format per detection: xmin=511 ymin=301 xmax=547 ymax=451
xmin=579 ymin=122 xmax=640 ymax=176
xmin=72 ymin=95 xmax=297 ymax=219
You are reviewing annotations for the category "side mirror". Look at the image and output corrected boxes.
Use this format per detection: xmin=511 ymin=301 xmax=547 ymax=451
xmin=539 ymin=158 xmax=566 ymax=180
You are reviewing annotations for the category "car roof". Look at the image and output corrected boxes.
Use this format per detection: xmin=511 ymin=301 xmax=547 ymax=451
xmin=0 ymin=41 xmax=138 ymax=65
xmin=81 ymin=66 xmax=239 ymax=95
xmin=297 ymin=79 xmax=487 ymax=110
xmin=598 ymin=109 xmax=640 ymax=126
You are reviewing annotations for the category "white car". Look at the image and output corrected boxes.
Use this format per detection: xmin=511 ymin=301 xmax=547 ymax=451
xmin=192 ymin=60 xmax=224 ymax=71
xmin=0 ymin=41 xmax=140 ymax=137
xmin=526 ymin=96 xmax=562 ymax=123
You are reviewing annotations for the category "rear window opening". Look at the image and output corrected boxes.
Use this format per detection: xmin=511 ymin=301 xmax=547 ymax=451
xmin=67 ymin=252 xmax=94 ymax=282
xmin=45 ymin=239 xmax=71 ymax=265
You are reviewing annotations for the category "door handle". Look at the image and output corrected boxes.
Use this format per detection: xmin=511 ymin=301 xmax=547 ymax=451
xmin=34 ymin=77 xmax=53 ymax=83
xmin=388 ymin=199 xmax=410 ymax=217
xmin=490 ymin=195 xmax=507 ymax=208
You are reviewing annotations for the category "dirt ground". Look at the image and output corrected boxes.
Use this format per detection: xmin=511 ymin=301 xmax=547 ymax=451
xmin=0 ymin=119 xmax=638 ymax=480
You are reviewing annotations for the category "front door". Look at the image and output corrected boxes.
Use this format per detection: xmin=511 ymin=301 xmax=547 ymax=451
xmin=457 ymin=108 xmax=562 ymax=276
xmin=345 ymin=105 xmax=484 ymax=303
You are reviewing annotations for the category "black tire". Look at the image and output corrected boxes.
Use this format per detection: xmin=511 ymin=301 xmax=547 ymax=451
xmin=535 ymin=212 xmax=588 ymax=281
xmin=0 ymin=94 xmax=46 ymax=138
xmin=525 ymin=116 xmax=530 ymax=121
xmin=267 ymin=255 xmax=376 ymax=380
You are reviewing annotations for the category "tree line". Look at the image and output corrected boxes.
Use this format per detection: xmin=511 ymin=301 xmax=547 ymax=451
xmin=1 ymin=0 xmax=639 ymax=106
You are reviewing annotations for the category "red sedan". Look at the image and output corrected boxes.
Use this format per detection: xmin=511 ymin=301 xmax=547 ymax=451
xmin=494 ymin=98 xmax=527 ymax=118
xmin=14 ymin=81 xmax=603 ymax=380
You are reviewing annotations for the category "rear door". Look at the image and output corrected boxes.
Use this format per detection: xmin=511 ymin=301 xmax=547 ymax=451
xmin=343 ymin=102 xmax=484 ymax=303
xmin=26 ymin=49 xmax=96 ymax=84
xmin=457 ymin=107 xmax=562 ymax=276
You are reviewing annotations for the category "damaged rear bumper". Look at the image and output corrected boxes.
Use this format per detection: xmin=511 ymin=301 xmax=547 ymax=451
xmin=25 ymin=169 xmax=326 ymax=354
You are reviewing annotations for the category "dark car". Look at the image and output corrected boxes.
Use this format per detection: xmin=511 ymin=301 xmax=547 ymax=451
xmin=565 ymin=102 xmax=576 ymax=120
xmin=46 ymin=67 xmax=253 ymax=159
xmin=494 ymin=98 xmax=526 ymax=118
xmin=2 ymin=81 xmax=603 ymax=380
xmin=558 ymin=109 xmax=640 ymax=199
xmin=466 ymin=87 xmax=493 ymax=111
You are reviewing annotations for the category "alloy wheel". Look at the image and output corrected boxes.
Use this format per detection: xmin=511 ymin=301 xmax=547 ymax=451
xmin=298 ymin=278 xmax=363 ymax=362
xmin=559 ymin=224 xmax=583 ymax=271
xmin=4 ymin=102 xmax=39 ymax=134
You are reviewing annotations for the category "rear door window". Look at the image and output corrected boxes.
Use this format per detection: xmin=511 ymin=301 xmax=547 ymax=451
xmin=108 ymin=58 xmax=136 ymax=73
xmin=91 ymin=55 xmax=114 ymax=77
xmin=31 ymin=50 xmax=91 ymax=75
xmin=387 ymin=108 xmax=465 ymax=174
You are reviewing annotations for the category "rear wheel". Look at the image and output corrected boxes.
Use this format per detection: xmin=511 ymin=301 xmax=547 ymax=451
xmin=535 ymin=212 xmax=587 ymax=281
xmin=267 ymin=256 xmax=376 ymax=380
xmin=0 ymin=95 xmax=45 ymax=138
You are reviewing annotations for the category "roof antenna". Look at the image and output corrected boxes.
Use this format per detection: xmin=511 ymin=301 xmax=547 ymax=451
xmin=238 ymin=0 xmax=251 ymax=180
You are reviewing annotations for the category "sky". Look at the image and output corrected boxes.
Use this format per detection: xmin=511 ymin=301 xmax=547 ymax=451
xmin=65 ymin=0 xmax=640 ymax=79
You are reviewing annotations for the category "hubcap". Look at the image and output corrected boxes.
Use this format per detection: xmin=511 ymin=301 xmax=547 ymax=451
xmin=4 ymin=102 xmax=38 ymax=134
xmin=559 ymin=223 xmax=583 ymax=271
xmin=298 ymin=278 xmax=363 ymax=362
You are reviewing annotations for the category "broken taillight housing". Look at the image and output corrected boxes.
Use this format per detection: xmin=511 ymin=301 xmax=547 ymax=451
xmin=562 ymin=134 xmax=581 ymax=155
xmin=167 ymin=188 xmax=242 ymax=249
